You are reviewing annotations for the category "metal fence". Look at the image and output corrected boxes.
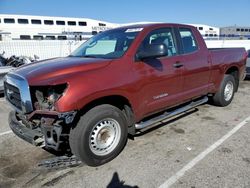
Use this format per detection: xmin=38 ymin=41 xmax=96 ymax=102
xmin=205 ymin=40 xmax=250 ymax=50
xmin=1 ymin=39 xmax=250 ymax=61
xmin=0 ymin=40 xmax=85 ymax=60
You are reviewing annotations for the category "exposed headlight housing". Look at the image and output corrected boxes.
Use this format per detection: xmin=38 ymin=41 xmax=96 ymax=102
xmin=31 ymin=83 xmax=68 ymax=111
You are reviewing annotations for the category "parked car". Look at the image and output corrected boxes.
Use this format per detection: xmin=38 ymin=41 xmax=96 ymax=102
xmin=4 ymin=23 xmax=247 ymax=166
xmin=246 ymin=49 xmax=250 ymax=78
xmin=0 ymin=52 xmax=14 ymax=93
xmin=0 ymin=66 xmax=14 ymax=93
xmin=0 ymin=53 xmax=39 ymax=93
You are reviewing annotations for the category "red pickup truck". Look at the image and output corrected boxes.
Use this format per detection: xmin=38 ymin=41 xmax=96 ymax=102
xmin=4 ymin=23 xmax=247 ymax=166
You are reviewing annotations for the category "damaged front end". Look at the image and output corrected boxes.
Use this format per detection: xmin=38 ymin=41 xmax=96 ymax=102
xmin=5 ymin=73 xmax=76 ymax=153
xmin=11 ymin=109 xmax=76 ymax=152
xmin=32 ymin=84 xmax=67 ymax=111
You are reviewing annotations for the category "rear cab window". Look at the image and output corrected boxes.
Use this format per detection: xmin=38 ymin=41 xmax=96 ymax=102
xmin=179 ymin=28 xmax=198 ymax=54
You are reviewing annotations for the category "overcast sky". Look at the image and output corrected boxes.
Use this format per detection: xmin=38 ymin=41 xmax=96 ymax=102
xmin=0 ymin=0 xmax=249 ymax=27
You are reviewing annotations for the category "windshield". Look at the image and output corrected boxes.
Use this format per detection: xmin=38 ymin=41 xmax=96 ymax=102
xmin=70 ymin=28 xmax=142 ymax=59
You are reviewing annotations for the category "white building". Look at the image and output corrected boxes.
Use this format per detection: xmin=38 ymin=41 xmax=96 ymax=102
xmin=0 ymin=14 xmax=118 ymax=41
xmin=190 ymin=24 xmax=220 ymax=39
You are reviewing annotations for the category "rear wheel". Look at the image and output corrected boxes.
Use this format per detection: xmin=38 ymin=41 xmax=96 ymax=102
xmin=69 ymin=104 xmax=128 ymax=166
xmin=212 ymin=74 xmax=236 ymax=107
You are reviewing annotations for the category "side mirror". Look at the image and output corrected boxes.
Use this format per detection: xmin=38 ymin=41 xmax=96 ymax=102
xmin=137 ymin=43 xmax=168 ymax=60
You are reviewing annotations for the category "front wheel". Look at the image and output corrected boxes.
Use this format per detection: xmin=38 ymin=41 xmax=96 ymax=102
xmin=69 ymin=104 xmax=128 ymax=166
xmin=212 ymin=74 xmax=236 ymax=107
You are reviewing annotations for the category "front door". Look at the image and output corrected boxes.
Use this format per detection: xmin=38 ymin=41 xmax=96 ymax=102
xmin=134 ymin=27 xmax=183 ymax=116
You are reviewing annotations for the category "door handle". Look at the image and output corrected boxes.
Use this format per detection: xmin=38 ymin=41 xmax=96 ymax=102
xmin=173 ymin=61 xmax=183 ymax=68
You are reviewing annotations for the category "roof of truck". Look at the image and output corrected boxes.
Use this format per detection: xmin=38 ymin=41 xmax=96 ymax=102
xmin=115 ymin=23 xmax=196 ymax=30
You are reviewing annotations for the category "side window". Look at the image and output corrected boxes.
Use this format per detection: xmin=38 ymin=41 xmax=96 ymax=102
xmin=179 ymin=28 xmax=198 ymax=54
xmin=138 ymin=28 xmax=177 ymax=57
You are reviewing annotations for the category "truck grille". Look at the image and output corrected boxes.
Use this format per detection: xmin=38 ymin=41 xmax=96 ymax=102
xmin=4 ymin=73 xmax=33 ymax=114
xmin=4 ymin=82 xmax=22 ymax=111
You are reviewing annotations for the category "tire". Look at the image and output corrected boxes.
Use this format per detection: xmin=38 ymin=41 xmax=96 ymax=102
xmin=69 ymin=104 xmax=128 ymax=166
xmin=212 ymin=74 xmax=236 ymax=107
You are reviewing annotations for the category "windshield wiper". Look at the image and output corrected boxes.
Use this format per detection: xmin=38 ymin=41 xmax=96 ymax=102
xmin=82 ymin=55 xmax=98 ymax=58
xmin=68 ymin=55 xmax=98 ymax=58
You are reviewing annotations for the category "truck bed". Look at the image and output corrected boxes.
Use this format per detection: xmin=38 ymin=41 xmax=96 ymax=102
xmin=209 ymin=47 xmax=246 ymax=68
xmin=208 ymin=47 xmax=247 ymax=85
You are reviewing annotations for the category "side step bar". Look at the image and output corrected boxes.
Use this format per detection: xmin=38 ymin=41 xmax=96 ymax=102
xmin=135 ymin=96 xmax=208 ymax=130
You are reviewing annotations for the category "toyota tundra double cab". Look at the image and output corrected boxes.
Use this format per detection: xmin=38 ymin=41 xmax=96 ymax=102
xmin=4 ymin=23 xmax=247 ymax=166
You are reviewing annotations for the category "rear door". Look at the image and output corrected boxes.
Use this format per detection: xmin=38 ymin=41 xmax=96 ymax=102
xmin=134 ymin=27 xmax=184 ymax=115
xmin=177 ymin=27 xmax=211 ymax=100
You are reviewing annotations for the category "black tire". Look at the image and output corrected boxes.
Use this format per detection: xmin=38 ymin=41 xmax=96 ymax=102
xmin=212 ymin=74 xmax=236 ymax=107
xmin=69 ymin=104 xmax=128 ymax=166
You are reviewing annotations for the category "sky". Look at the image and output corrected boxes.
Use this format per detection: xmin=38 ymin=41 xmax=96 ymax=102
xmin=0 ymin=0 xmax=249 ymax=27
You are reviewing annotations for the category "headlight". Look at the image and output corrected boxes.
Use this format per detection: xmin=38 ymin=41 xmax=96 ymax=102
xmin=32 ymin=83 xmax=68 ymax=111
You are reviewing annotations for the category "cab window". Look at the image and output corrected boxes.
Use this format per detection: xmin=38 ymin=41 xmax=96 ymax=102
xmin=179 ymin=28 xmax=198 ymax=54
xmin=137 ymin=28 xmax=177 ymax=57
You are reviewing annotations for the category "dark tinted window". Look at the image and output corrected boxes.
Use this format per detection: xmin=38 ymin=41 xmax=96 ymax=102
xmin=45 ymin=36 xmax=55 ymax=40
xmin=92 ymin=31 xmax=98 ymax=35
xmin=68 ymin=21 xmax=76 ymax=26
xmin=44 ymin=20 xmax=54 ymax=25
xmin=179 ymin=28 xmax=198 ymax=54
xmin=99 ymin=23 xmax=106 ymax=26
xmin=56 ymin=20 xmax=65 ymax=25
xmin=31 ymin=19 xmax=41 ymax=24
xmin=4 ymin=18 xmax=15 ymax=23
xmin=79 ymin=21 xmax=87 ymax=26
xmin=236 ymin=28 xmax=240 ymax=32
xmin=198 ymin=27 xmax=203 ymax=30
xmin=33 ymin=35 xmax=43 ymax=40
xmin=58 ymin=36 xmax=67 ymax=40
xmin=209 ymin=28 xmax=213 ymax=31
xmin=245 ymin=29 xmax=249 ymax=32
xmin=18 ymin=19 xmax=28 ymax=24
xmin=241 ymin=29 xmax=244 ymax=32
xmin=20 ymin=35 xmax=31 ymax=40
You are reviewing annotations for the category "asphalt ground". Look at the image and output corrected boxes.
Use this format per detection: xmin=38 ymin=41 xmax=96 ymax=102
xmin=0 ymin=79 xmax=250 ymax=188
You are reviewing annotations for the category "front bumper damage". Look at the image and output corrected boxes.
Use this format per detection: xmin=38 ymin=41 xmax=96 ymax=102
xmin=4 ymin=72 xmax=77 ymax=152
xmin=9 ymin=110 xmax=76 ymax=151
xmin=9 ymin=111 xmax=45 ymax=147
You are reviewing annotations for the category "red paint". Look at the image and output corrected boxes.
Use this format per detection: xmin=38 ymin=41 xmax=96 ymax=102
xmin=14 ymin=24 xmax=247 ymax=122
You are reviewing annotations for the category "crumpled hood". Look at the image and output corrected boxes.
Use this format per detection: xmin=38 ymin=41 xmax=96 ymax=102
xmin=13 ymin=57 xmax=112 ymax=85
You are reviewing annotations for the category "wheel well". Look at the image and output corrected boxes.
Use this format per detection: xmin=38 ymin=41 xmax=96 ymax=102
xmin=81 ymin=95 xmax=132 ymax=112
xmin=75 ymin=95 xmax=135 ymax=134
xmin=225 ymin=66 xmax=239 ymax=92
